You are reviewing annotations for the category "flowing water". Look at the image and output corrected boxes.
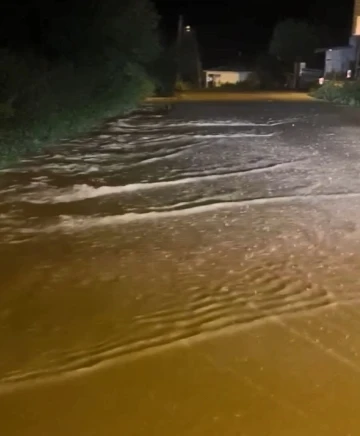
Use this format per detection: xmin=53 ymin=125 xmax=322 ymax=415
xmin=2 ymin=100 xmax=360 ymax=435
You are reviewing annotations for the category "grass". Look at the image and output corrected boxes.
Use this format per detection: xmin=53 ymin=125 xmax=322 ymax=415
xmin=310 ymin=80 xmax=360 ymax=106
xmin=0 ymin=104 xmax=131 ymax=166
xmin=0 ymin=101 xmax=144 ymax=167
xmin=0 ymin=62 xmax=156 ymax=167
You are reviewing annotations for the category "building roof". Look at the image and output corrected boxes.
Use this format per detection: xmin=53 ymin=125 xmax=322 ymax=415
xmin=315 ymin=45 xmax=353 ymax=53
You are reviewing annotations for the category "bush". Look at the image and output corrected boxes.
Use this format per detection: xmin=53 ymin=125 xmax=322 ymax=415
xmin=175 ymin=80 xmax=193 ymax=92
xmin=0 ymin=0 xmax=170 ymax=165
xmin=0 ymin=58 xmax=156 ymax=163
xmin=310 ymin=80 xmax=360 ymax=106
xmin=150 ymin=44 xmax=177 ymax=96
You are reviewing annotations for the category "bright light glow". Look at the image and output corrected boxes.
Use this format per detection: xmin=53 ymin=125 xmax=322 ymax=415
xmin=185 ymin=25 xmax=191 ymax=32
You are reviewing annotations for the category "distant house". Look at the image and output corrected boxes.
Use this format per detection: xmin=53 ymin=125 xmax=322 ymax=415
xmin=314 ymin=0 xmax=360 ymax=78
xmin=315 ymin=0 xmax=360 ymax=78
xmin=316 ymin=37 xmax=356 ymax=77
xmin=203 ymin=66 xmax=253 ymax=87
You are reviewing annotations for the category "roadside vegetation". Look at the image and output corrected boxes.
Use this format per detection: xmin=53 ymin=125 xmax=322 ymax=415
xmin=310 ymin=80 xmax=360 ymax=106
xmin=0 ymin=0 xmax=175 ymax=165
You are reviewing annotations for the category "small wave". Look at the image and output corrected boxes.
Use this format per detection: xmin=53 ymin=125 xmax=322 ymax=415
xmin=79 ymin=166 xmax=100 ymax=174
xmin=21 ymin=161 xmax=297 ymax=204
xmin=31 ymin=176 xmax=49 ymax=182
xmin=124 ymin=141 xmax=203 ymax=167
xmin=116 ymin=118 xmax=299 ymax=130
xmin=0 ymin=186 xmax=19 ymax=195
xmin=0 ymin=259 xmax=332 ymax=391
xmin=128 ymin=148 xmax=190 ymax=167
xmin=30 ymin=192 xmax=360 ymax=232
xmin=191 ymin=132 xmax=275 ymax=139
xmin=1 ymin=163 xmax=100 ymax=175
xmin=4 ymin=193 xmax=360 ymax=237
xmin=0 ymin=212 xmax=18 ymax=222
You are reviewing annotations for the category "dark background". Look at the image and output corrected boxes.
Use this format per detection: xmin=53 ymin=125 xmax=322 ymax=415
xmin=0 ymin=0 xmax=355 ymax=69
xmin=154 ymin=0 xmax=354 ymax=67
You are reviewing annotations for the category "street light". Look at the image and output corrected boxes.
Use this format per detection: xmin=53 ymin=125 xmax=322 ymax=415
xmin=185 ymin=25 xmax=191 ymax=32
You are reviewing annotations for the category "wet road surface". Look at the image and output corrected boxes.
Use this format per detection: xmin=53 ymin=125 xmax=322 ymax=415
xmin=2 ymin=98 xmax=360 ymax=435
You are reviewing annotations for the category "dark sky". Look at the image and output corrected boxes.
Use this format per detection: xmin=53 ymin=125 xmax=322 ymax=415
xmin=154 ymin=0 xmax=354 ymax=66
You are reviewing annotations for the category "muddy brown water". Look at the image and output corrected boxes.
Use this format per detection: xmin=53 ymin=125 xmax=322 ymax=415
xmin=1 ymin=100 xmax=360 ymax=435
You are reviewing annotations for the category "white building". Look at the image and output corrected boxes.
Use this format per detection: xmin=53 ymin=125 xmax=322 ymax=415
xmin=316 ymin=37 xmax=357 ymax=77
xmin=203 ymin=67 xmax=253 ymax=87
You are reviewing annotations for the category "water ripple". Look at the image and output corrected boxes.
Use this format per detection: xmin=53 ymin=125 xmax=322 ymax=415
xmin=0 ymin=260 xmax=333 ymax=390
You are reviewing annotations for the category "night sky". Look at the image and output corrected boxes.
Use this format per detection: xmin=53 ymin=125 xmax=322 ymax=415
xmin=154 ymin=0 xmax=354 ymax=67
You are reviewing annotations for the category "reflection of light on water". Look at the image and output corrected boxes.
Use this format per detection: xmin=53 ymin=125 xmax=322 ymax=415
xmin=1 ymin=101 xmax=360 ymax=436
xmin=0 ymin=218 xmax=342 ymax=389
xmin=1 ymin=107 xmax=360 ymax=399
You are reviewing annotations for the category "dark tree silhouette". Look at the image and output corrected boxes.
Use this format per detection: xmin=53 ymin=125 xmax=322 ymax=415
xmin=269 ymin=19 xmax=320 ymax=66
xmin=0 ymin=0 xmax=170 ymax=162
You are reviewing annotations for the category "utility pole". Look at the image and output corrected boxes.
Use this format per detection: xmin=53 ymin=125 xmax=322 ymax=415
xmin=176 ymin=14 xmax=184 ymax=83
xmin=193 ymin=28 xmax=203 ymax=88
xmin=175 ymin=18 xmax=203 ymax=88
xmin=353 ymin=2 xmax=360 ymax=78
xmin=355 ymin=36 xmax=360 ymax=79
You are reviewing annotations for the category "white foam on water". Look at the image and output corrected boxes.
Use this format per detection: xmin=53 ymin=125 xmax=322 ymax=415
xmin=131 ymin=121 xmax=257 ymax=129
xmin=39 ymin=153 xmax=113 ymax=165
xmin=133 ymin=150 xmax=187 ymax=166
xmin=78 ymin=166 xmax=100 ymax=174
xmin=147 ymin=194 xmax=235 ymax=211
xmin=100 ymin=143 xmax=125 ymax=151
xmin=108 ymin=126 xmax=135 ymax=133
xmin=109 ymin=120 xmax=134 ymax=128
xmin=24 ymin=161 xmax=297 ymax=203
xmin=127 ymin=134 xmax=196 ymax=146
xmin=0 ymin=212 xmax=16 ymax=221
xmin=1 ymin=160 xmax=105 ymax=176
xmin=0 ymin=212 xmax=22 ymax=232
xmin=66 ymin=138 xmax=92 ymax=144
xmin=31 ymin=176 xmax=49 ymax=182
xmin=42 ymin=163 xmax=87 ymax=172
xmin=74 ymin=153 xmax=114 ymax=161
xmin=118 ymin=118 xmax=300 ymax=130
xmin=98 ymin=135 xmax=192 ymax=152
xmin=191 ymin=132 xmax=276 ymax=139
xmin=29 ymin=180 xmax=48 ymax=188
xmin=128 ymin=145 xmax=194 ymax=167
xmin=21 ymin=163 xmax=97 ymax=174
xmin=40 ymin=192 xmax=360 ymax=232
xmin=5 ymin=192 xmax=360 ymax=239
xmin=47 ymin=154 xmax=65 ymax=159
xmin=0 ymin=186 xmax=19 ymax=195
xmin=174 ymin=121 xmax=258 ymax=127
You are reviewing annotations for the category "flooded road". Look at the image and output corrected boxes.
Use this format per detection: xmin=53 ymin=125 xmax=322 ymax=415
xmin=2 ymin=98 xmax=360 ymax=435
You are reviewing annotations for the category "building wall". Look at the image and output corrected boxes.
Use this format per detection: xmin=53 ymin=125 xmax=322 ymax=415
xmin=204 ymin=70 xmax=252 ymax=87
xmin=353 ymin=0 xmax=360 ymax=34
xmin=325 ymin=47 xmax=356 ymax=75
xmin=215 ymin=71 xmax=240 ymax=85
